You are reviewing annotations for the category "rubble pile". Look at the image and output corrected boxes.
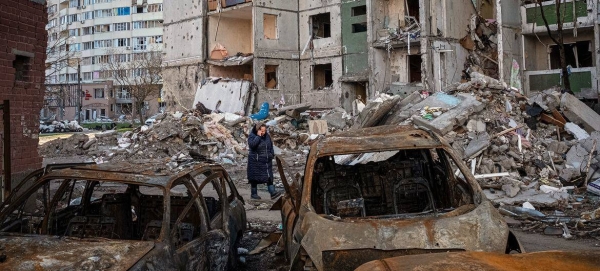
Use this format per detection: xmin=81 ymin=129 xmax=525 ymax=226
xmin=461 ymin=15 xmax=500 ymax=79
xmin=39 ymin=133 xmax=90 ymax=157
xmin=429 ymin=72 xmax=600 ymax=238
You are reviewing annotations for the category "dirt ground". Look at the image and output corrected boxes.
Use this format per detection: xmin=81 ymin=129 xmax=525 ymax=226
xmin=40 ymin=140 xmax=600 ymax=271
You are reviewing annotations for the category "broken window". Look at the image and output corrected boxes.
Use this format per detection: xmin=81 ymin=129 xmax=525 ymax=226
xmin=407 ymin=0 xmax=420 ymax=22
xmin=549 ymin=41 xmax=593 ymax=69
xmin=263 ymin=14 xmax=278 ymax=40
xmin=408 ymin=54 xmax=422 ymax=83
xmin=311 ymin=13 xmax=331 ymax=38
xmin=352 ymin=5 xmax=367 ymax=16
xmin=0 ymin=179 xmax=172 ymax=241
xmin=313 ymin=63 xmax=333 ymax=90
xmin=310 ymin=149 xmax=473 ymax=218
xmin=265 ymin=65 xmax=279 ymax=89
xmin=352 ymin=22 xmax=367 ymax=33
xmin=13 ymin=55 xmax=30 ymax=82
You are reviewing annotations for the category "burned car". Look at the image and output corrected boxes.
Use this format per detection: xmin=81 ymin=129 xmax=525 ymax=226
xmin=0 ymin=161 xmax=246 ymax=271
xmin=276 ymin=126 xmax=523 ymax=271
xmin=355 ymin=250 xmax=600 ymax=271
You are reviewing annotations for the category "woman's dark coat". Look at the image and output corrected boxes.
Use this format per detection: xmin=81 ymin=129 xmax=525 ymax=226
xmin=247 ymin=125 xmax=274 ymax=184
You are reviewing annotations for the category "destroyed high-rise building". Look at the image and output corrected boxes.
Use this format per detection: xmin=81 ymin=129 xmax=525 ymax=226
xmin=163 ymin=0 xmax=599 ymax=112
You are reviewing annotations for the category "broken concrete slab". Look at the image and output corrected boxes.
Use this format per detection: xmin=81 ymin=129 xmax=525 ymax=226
xmin=352 ymin=94 xmax=401 ymax=129
xmin=193 ymin=79 xmax=254 ymax=115
xmin=560 ymin=93 xmax=600 ymax=133
xmin=484 ymin=188 xmax=568 ymax=207
xmin=412 ymin=93 xmax=485 ymax=135
xmin=276 ymin=102 xmax=311 ymax=116
xmin=565 ymin=144 xmax=589 ymax=171
xmin=321 ymin=108 xmax=349 ymax=130
xmin=564 ymin=122 xmax=590 ymax=140
xmin=502 ymin=182 xmax=520 ymax=198
xmin=547 ymin=141 xmax=569 ymax=154
xmin=382 ymin=91 xmax=424 ymax=125
xmin=466 ymin=119 xmax=486 ymax=133
xmin=308 ymin=120 xmax=328 ymax=135
xmin=464 ymin=132 xmax=490 ymax=159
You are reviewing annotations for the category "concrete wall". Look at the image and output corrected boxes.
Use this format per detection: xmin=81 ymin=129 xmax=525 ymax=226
xmin=162 ymin=64 xmax=205 ymax=110
xmin=523 ymin=31 xmax=596 ymax=71
xmin=254 ymin=58 xmax=301 ymax=106
xmin=300 ymin=56 xmax=343 ymax=108
xmin=299 ymin=2 xmax=343 ymax=59
xmin=163 ymin=0 xmax=206 ymax=111
xmin=497 ymin=0 xmax=523 ymax=86
xmin=254 ymin=6 xmax=299 ymax=59
xmin=208 ymin=15 xmax=253 ymax=56
xmin=0 ymin=0 xmax=47 ymax=185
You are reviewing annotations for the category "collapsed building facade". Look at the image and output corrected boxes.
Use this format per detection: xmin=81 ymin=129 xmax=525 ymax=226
xmin=163 ymin=0 xmax=599 ymax=113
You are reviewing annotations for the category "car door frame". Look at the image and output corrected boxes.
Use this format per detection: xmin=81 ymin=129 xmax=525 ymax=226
xmin=171 ymin=173 xmax=230 ymax=271
xmin=275 ymin=156 xmax=303 ymax=261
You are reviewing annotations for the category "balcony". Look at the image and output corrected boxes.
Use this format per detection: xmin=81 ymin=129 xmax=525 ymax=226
xmin=208 ymin=0 xmax=252 ymax=13
xmin=524 ymin=67 xmax=596 ymax=95
xmin=522 ymin=0 xmax=593 ymax=34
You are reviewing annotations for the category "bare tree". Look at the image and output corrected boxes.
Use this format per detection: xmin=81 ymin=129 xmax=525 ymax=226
xmin=102 ymin=48 xmax=163 ymax=124
xmin=537 ymin=0 xmax=571 ymax=91
xmin=44 ymin=32 xmax=80 ymax=120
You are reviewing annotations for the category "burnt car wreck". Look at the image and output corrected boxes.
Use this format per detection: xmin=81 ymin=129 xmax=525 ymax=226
xmin=276 ymin=126 xmax=523 ymax=271
xmin=0 ymin=161 xmax=246 ymax=271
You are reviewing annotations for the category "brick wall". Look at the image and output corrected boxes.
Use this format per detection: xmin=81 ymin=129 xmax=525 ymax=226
xmin=0 ymin=0 xmax=48 ymax=184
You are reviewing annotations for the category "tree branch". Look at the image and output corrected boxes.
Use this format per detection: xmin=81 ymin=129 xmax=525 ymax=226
xmin=537 ymin=0 xmax=561 ymax=46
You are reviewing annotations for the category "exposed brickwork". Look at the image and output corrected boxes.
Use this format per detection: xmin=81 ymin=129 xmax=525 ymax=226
xmin=0 ymin=0 xmax=48 ymax=182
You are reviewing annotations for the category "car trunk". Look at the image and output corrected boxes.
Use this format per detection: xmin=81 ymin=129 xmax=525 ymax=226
xmin=0 ymin=233 xmax=155 ymax=271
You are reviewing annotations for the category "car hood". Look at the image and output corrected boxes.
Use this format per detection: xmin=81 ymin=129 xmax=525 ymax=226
xmin=299 ymin=201 xmax=509 ymax=271
xmin=0 ymin=233 xmax=155 ymax=271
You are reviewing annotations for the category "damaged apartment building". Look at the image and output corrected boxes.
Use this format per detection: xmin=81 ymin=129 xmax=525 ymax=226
xmin=162 ymin=0 xmax=600 ymax=113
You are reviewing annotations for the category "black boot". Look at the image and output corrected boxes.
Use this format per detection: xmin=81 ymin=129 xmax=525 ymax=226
xmin=268 ymin=185 xmax=282 ymax=200
xmin=251 ymin=187 xmax=261 ymax=200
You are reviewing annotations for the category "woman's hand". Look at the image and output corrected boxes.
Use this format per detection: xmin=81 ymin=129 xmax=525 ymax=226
xmin=257 ymin=130 xmax=264 ymax=137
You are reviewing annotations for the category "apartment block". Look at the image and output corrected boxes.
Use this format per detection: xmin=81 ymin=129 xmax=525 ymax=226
xmin=163 ymin=0 xmax=599 ymax=112
xmin=44 ymin=0 xmax=165 ymax=121
xmin=521 ymin=0 xmax=600 ymax=98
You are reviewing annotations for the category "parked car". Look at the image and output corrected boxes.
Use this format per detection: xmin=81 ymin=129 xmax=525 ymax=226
xmin=83 ymin=117 xmax=117 ymax=130
xmin=0 ymin=161 xmax=246 ymax=271
xmin=355 ymin=250 xmax=600 ymax=271
xmin=275 ymin=126 xmax=523 ymax=271
xmin=145 ymin=114 xmax=161 ymax=126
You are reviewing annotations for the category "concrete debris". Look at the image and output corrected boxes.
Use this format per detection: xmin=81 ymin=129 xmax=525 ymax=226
xmin=561 ymin=93 xmax=600 ymax=132
xmin=352 ymin=93 xmax=401 ymax=129
xmin=193 ymin=79 xmax=255 ymax=116
xmin=464 ymin=132 xmax=490 ymax=159
xmin=565 ymin=122 xmax=590 ymax=140
xmin=308 ymin=120 xmax=328 ymax=135
xmin=321 ymin=108 xmax=350 ymax=130
xmin=412 ymin=93 xmax=485 ymax=135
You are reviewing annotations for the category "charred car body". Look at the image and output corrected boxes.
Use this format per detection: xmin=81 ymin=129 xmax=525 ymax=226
xmin=0 ymin=161 xmax=246 ymax=271
xmin=276 ymin=126 xmax=523 ymax=271
xmin=355 ymin=250 xmax=600 ymax=271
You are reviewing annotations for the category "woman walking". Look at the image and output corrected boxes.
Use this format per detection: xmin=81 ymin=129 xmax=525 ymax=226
xmin=247 ymin=122 xmax=282 ymax=200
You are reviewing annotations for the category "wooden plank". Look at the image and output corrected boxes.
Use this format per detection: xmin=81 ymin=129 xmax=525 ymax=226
xmin=540 ymin=113 xmax=565 ymax=128
xmin=551 ymin=109 xmax=567 ymax=124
